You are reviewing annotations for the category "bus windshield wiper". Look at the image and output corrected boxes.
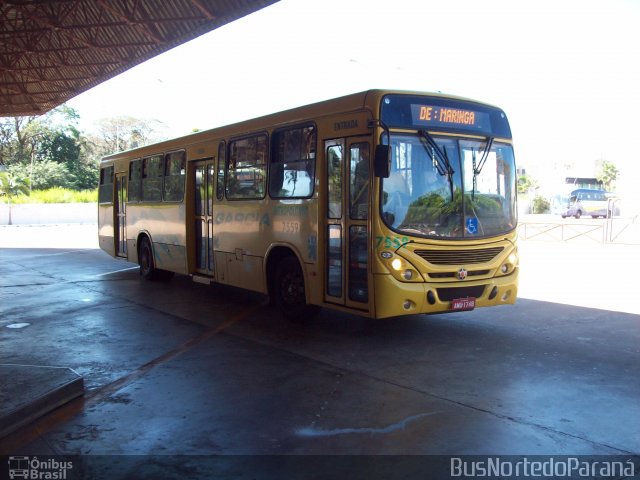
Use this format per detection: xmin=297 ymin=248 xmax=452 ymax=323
xmin=418 ymin=129 xmax=455 ymax=197
xmin=472 ymin=137 xmax=494 ymax=198
xmin=419 ymin=130 xmax=454 ymax=177
xmin=474 ymin=137 xmax=494 ymax=176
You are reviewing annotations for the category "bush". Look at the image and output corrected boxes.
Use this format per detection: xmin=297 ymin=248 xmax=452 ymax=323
xmin=10 ymin=187 xmax=97 ymax=204
xmin=532 ymin=195 xmax=550 ymax=214
xmin=6 ymin=158 xmax=99 ymax=191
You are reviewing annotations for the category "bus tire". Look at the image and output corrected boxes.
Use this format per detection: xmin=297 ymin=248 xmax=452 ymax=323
xmin=139 ymin=237 xmax=157 ymax=280
xmin=138 ymin=237 xmax=174 ymax=281
xmin=273 ymin=256 xmax=319 ymax=321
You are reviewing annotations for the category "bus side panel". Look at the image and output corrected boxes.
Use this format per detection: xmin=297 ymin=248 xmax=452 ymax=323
xmin=271 ymin=202 xmax=319 ymax=266
xmin=220 ymin=251 xmax=265 ymax=292
xmin=126 ymin=203 xmax=188 ymax=274
xmin=271 ymin=202 xmax=320 ymax=305
xmin=211 ymin=201 xmax=318 ymax=296
xmin=153 ymin=242 xmax=188 ymax=273
xmin=98 ymin=203 xmax=115 ymax=256
xmin=211 ymin=203 xmax=270 ymax=292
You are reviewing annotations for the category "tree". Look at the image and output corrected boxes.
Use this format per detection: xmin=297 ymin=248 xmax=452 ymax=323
xmin=38 ymin=126 xmax=81 ymax=164
xmin=0 ymin=115 xmax=41 ymax=165
xmin=94 ymin=116 xmax=163 ymax=155
xmin=1 ymin=106 xmax=100 ymax=190
xmin=7 ymin=161 xmax=69 ymax=190
xmin=532 ymin=195 xmax=550 ymax=214
xmin=0 ymin=106 xmax=82 ymax=186
xmin=596 ymin=160 xmax=619 ymax=191
xmin=0 ymin=118 xmax=17 ymax=165
xmin=517 ymin=174 xmax=537 ymax=194
xmin=0 ymin=170 xmax=30 ymax=225
xmin=1 ymin=108 xmax=162 ymax=192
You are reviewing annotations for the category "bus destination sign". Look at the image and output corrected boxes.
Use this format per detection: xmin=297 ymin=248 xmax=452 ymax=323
xmin=410 ymin=104 xmax=491 ymax=133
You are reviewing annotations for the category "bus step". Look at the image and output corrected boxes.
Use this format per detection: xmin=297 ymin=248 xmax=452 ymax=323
xmin=192 ymin=275 xmax=212 ymax=285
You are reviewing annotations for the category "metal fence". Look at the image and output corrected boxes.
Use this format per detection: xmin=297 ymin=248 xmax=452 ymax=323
xmin=518 ymin=214 xmax=640 ymax=245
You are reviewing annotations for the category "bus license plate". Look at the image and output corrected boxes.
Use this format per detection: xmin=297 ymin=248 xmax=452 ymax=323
xmin=451 ymin=298 xmax=476 ymax=311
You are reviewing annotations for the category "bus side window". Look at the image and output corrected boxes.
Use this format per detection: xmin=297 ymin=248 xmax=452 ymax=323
xmin=270 ymin=125 xmax=316 ymax=198
xmin=128 ymin=159 xmax=142 ymax=202
xmin=227 ymin=134 xmax=267 ymax=199
xmin=163 ymin=150 xmax=186 ymax=202
xmin=99 ymin=165 xmax=114 ymax=203
xmin=327 ymin=145 xmax=343 ymax=219
xmin=350 ymin=143 xmax=370 ymax=220
xmin=216 ymin=141 xmax=226 ymax=200
xmin=142 ymin=154 xmax=163 ymax=202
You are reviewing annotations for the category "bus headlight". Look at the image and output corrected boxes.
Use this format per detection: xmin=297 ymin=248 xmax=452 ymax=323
xmin=381 ymin=252 xmax=421 ymax=282
xmin=499 ymin=251 xmax=518 ymax=275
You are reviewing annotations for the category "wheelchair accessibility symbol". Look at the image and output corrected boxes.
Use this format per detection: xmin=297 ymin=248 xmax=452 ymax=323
xmin=465 ymin=217 xmax=479 ymax=235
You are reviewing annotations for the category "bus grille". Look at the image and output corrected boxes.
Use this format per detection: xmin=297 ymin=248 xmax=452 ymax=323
xmin=429 ymin=270 xmax=490 ymax=279
xmin=414 ymin=247 xmax=504 ymax=265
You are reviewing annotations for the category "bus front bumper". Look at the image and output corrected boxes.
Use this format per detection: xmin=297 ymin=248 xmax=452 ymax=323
xmin=373 ymin=270 xmax=518 ymax=319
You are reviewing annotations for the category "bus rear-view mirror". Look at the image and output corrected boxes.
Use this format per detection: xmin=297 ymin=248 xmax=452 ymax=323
xmin=374 ymin=145 xmax=391 ymax=178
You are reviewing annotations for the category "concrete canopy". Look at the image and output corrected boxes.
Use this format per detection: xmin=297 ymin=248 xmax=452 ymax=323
xmin=0 ymin=0 xmax=278 ymax=117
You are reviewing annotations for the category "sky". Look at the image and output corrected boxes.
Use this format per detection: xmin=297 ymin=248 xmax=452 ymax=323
xmin=68 ymin=0 xmax=640 ymax=199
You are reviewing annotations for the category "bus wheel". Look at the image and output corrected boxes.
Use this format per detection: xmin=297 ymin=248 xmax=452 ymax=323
xmin=139 ymin=238 xmax=174 ymax=281
xmin=273 ymin=256 xmax=319 ymax=321
xmin=139 ymin=237 xmax=157 ymax=280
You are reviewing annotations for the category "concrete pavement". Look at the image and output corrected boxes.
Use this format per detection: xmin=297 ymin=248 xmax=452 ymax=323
xmin=1 ymin=225 xmax=639 ymax=478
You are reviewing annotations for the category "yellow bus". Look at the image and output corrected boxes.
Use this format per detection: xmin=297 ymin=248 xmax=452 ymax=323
xmin=98 ymin=90 xmax=518 ymax=320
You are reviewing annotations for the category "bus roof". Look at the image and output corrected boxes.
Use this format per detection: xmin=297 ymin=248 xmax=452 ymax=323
xmin=101 ymin=89 xmax=506 ymax=163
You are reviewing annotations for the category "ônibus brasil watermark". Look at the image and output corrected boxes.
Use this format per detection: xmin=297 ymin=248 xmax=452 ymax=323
xmin=7 ymin=456 xmax=73 ymax=480
xmin=451 ymin=457 xmax=636 ymax=478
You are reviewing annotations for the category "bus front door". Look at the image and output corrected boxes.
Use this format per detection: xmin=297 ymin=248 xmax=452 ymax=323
xmin=114 ymin=173 xmax=127 ymax=257
xmin=194 ymin=159 xmax=216 ymax=278
xmin=324 ymin=138 xmax=370 ymax=311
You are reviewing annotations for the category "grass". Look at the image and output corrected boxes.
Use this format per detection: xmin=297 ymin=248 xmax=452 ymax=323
xmin=9 ymin=187 xmax=98 ymax=204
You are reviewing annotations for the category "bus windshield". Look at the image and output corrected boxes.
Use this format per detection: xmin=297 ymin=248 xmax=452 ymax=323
xmin=381 ymin=134 xmax=517 ymax=238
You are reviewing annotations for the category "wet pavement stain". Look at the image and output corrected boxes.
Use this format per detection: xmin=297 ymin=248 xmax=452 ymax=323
xmin=296 ymin=412 xmax=439 ymax=437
